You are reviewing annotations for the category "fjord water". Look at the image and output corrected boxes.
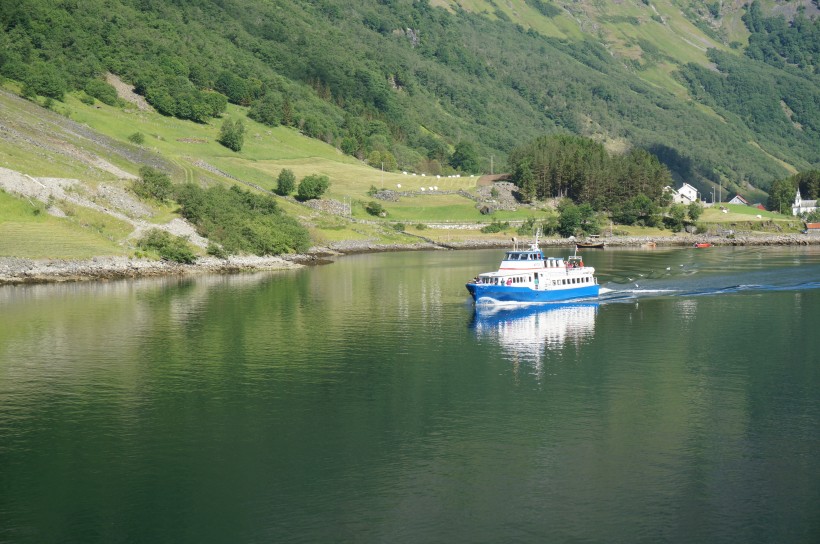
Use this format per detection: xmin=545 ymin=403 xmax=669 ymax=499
xmin=1 ymin=247 xmax=819 ymax=543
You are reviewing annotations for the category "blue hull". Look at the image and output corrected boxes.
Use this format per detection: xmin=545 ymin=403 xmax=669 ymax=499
xmin=466 ymin=283 xmax=599 ymax=304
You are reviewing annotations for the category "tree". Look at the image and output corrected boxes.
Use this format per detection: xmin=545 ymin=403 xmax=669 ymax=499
xmin=687 ymin=201 xmax=703 ymax=221
xmin=138 ymin=229 xmax=197 ymax=264
xmin=667 ymin=204 xmax=687 ymax=232
xmin=85 ymin=80 xmax=119 ymax=106
xmin=365 ymin=201 xmax=385 ymax=216
xmin=218 ymin=118 xmax=245 ymax=152
xmin=557 ymin=200 xmax=582 ymax=237
xmin=615 ymin=194 xmax=660 ymax=226
xmin=767 ymin=176 xmax=796 ymax=213
xmin=22 ymin=63 xmax=67 ymax=101
xmin=450 ymin=141 xmax=481 ymax=173
xmin=276 ymin=169 xmax=296 ymax=196
xmin=249 ymin=92 xmax=282 ymax=126
xmin=133 ymin=166 xmax=173 ymax=202
xmin=297 ymin=174 xmax=330 ymax=200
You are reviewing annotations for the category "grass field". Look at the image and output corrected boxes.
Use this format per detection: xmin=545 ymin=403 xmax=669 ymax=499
xmin=0 ymin=191 xmax=128 ymax=258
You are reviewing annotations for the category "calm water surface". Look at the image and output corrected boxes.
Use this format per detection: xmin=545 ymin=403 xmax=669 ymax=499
xmin=1 ymin=247 xmax=819 ymax=543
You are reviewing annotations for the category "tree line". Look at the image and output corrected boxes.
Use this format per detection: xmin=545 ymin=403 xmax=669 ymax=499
xmin=508 ymin=135 xmax=671 ymax=210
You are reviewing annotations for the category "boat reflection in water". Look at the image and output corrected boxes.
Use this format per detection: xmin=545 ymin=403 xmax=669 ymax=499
xmin=470 ymin=303 xmax=598 ymax=373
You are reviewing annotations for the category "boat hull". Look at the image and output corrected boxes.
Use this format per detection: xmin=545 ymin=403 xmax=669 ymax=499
xmin=465 ymin=283 xmax=600 ymax=304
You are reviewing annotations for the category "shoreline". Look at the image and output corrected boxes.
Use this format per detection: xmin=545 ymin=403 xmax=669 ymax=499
xmin=2 ymin=233 xmax=819 ymax=286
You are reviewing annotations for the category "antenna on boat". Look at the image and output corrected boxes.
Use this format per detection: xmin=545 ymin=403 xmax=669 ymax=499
xmin=530 ymin=228 xmax=541 ymax=250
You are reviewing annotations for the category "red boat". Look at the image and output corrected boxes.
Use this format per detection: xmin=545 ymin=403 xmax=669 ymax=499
xmin=693 ymin=242 xmax=712 ymax=248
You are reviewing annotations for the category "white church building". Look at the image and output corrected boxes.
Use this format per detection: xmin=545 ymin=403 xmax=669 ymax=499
xmin=792 ymin=189 xmax=818 ymax=216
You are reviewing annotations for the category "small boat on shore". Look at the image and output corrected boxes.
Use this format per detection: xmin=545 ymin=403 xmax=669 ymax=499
xmin=693 ymin=242 xmax=712 ymax=248
xmin=576 ymin=241 xmax=605 ymax=249
xmin=465 ymin=235 xmax=600 ymax=304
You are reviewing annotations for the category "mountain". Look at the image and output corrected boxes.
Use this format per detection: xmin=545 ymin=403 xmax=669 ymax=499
xmin=1 ymin=0 xmax=819 ymax=201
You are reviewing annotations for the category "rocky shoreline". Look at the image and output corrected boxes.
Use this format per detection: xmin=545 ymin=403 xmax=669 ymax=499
xmin=1 ymin=234 xmax=818 ymax=286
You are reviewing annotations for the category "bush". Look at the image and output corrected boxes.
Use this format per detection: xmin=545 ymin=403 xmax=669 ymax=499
xmin=22 ymin=63 xmax=67 ymax=100
xmin=275 ymin=169 xmax=296 ymax=196
xmin=133 ymin=166 xmax=173 ymax=202
xmin=392 ymin=223 xmax=405 ymax=232
xmin=128 ymin=132 xmax=145 ymax=145
xmin=84 ymin=80 xmax=119 ymax=106
xmin=365 ymin=201 xmax=386 ymax=216
xmin=207 ymin=242 xmax=228 ymax=259
xmin=218 ymin=118 xmax=245 ymax=152
xmin=297 ymin=174 xmax=330 ymax=201
xmin=174 ymin=183 xmax=311 ymax=255
xmin=138 ymin=229 xmax=197 ymax=264
xmin=481 ymin=219 xmax=510 ymax=233
xmin=688 ymin=201 xmax=704 ymax=221
xmin=516 ymin=217 xmax=538 ymax=235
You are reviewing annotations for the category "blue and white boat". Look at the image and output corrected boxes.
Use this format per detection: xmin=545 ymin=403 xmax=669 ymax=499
xmin=466 ymin=236 xmax=600 ymax=304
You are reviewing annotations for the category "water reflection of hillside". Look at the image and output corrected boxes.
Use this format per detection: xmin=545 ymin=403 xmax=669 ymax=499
xmin=470 ymin=303 xmax=598 ymax=363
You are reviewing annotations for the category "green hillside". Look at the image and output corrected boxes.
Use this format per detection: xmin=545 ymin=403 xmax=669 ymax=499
xmin=2 ymin=0 xmax=819 ymax=191
xmin=1 ymin=0 xmax=818 ymax=260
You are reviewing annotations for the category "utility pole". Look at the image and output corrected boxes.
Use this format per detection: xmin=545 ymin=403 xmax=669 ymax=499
xmin=490 ymin=155 xmax=494 ymax=176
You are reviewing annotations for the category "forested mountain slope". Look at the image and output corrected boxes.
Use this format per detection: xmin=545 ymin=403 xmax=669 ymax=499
xmin=1 ymin=0 xmax=819 ymax=198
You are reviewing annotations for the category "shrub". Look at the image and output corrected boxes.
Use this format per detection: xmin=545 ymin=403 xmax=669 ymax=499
xmin=275 ymin=169 xmax=296 ymax=196
xmin=133 ymin=166 xmax=173 ymax=202
xmin=23 ymin=63 xmax=67 ymax=100
xmin=481 ymin=219 xmax=510 ymax=233
xmin=84 ymin=80 xmax=119 ymax=106
xmin=392 ymin=223 xmax=405 ymax=232
xmin=516 ymin=217 xmax=538 ymax=235
xmin=174 ymin=183 xmax=310 ymax=255
xmin=365 ymin=201 xmax=385 ymax=216
xmin=297 ymin=174 xmax=330 ymax=201
xmin=138 ymin=229 xmax=197 ymax=263
xmin=207 ymin=242 xmax=228 ymax=259
xmin=218 ymin=118 xmax=245 ymax=152
xmin=128 ymin=132 xmax=145 ymax=145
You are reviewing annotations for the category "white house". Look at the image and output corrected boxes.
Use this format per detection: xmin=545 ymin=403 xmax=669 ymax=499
xmin=792 ymin=189 xmax=818 ymax=216
xmin=666 ymin=183 xmax=699 ymax=205
xmin=728 ymin=194 xmax=749 ymax=206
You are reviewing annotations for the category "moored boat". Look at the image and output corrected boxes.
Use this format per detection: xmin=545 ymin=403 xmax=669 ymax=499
xmin=576 ymin=241 xmax=605 ymax=249
xmin=466 ymin=236 xmax=600 ymax=304
xmin=693 ymin=242 xmax=712 ymax=248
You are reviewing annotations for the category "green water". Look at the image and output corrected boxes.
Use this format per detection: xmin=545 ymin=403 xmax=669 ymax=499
xmin=1 ymin=247 xmax=819 ymax=543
